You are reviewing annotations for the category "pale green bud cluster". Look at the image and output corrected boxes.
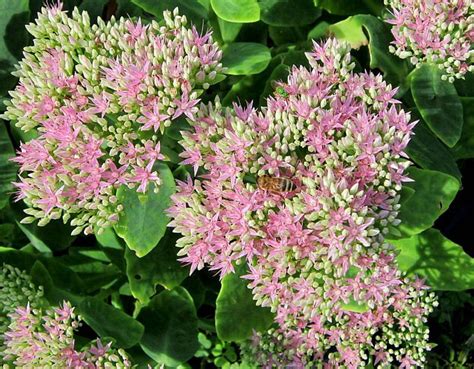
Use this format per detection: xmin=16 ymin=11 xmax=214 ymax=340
xmin=0 ymin=263 xmax=46 ymax=364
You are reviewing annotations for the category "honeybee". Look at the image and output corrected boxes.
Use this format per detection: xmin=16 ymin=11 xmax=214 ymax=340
xmin=257 ymin=175 xmax=297 ymax=193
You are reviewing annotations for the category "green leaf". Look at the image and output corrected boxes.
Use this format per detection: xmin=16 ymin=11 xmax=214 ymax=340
xmin=164 ymin=117 xmax=191 ymax=142
xmin=60 ymin=0 xmax=82 ymax=11
xmin=131 ymin=0 xmax=208 ymax=23
xmin=70 ymin=248 xmax=111 ymax=263
xmin=11 ymin=200 xmax=76 ymax=252
xmin=274 ymin=50 xmax=310 ymax=68
xmin=394 ymin=168 xmax=460 ymax=238
xmin=215 ymin=265 xmax=274 ymax=341
xmin=392 ymin=229 xmax=474 ymax=291
xmin=452 ymin=97 xmax=474 ymax=159
xmin=30 ymin=260 xmax=83 ymax=306
xmin=137 ymin=287 xmax=199 ymax=367
xmin=222 ymin=76 xmax=260 ymax=105
xmin=0 ymin=247 xmax=85 ymax=296
xmin=76 ymin=268 xmax=121 ymax=293
xmin=116 ymin=0 xmax=144 ymax=17
xmin=78 ymin=297 xmax=144 ymax=348
xmin=125 ymin=230 xmax=188 ymax=304
xmin=16 ymin=222 xmax=52 ymax=254
xmin=260 ymin=64 xmax=289 ymax=103
xmin=0 ymin=64 xmax=17 ymax=97
xmin=222 ymin=43 xmax=271 ymax=75
xmin=182 ymin=274 xmax=207 ymax=309
xmin=222 ymin=48 xmax=300 ymax=105
xmin=268 ymin=26 xmax=306 ymax=46
xmin=314 ymin=0 xmax=384 ymax=15
xmin=307 ymin=21 xmax=331 ymax=40
xmin=198 ymin=332 xmax=212 ymax=349
xmin=411 ymin=64 xmax=463 ymax=148
xmin=217 ymin=18 xmax=242 ymax=43
xmin=34 ymin=260 xmax=85 ymax=293
xmin=96 ymin=227 xmax=127 ymax=272
xmin=0 ymin=0 xmax=30 ymax=63
xmin=60 ymin=249 xmax=122 ymax=292
xmin=235 ymin=21 xmax=268 ymax=44
xmin=259 ymin=51 xmax=309 ymax=104
xmin=260 ymin=0 xmax=321 ymax=27
xmin=0 ymin=222 xmax=20 ymax=247
xmin=327 ymin=17 xmax=366 ymax=48
xmin=0 ymin=246 xmax=35 ymax=270
xmin=388 ymin=186 xmax=415 ymax=240
xmin=453 ymin=72 xmax=474 ymax=97
xmin=9 ymin=122 xmax=39 ymax=144
xmin=406 ymin=120 xmax=461 ymax=182
xmin=399 ymin=185 xmax=416 ymax=206
xmin=211 ymin=0 xmax=260 ymax=23
xmin=78 ymin=0 xmax=109 ymax=20
xmin=115 ymin=163 xmax=176 ymax=257
xmin=340 ymin=297 xmax=369 ymax=313
xmin=0 ymin=122 xmax=16 ymax=209
xmin=17 ymin=219 xmax=75 ymax=252
xmin=197 ymin=0 xmax=211 ymax=11
xmin=28 ymin=0 xmax=43 ymax=21
xmin=328 ymin=15 xmax=410 ymax=90
xmin=97 ymin=226 xmax=124 ymax=250
xmin=160 ymin=142 xmax=181 ymax=164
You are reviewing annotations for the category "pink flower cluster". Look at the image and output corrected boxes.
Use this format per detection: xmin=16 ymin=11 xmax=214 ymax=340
xmin=169 ymin=39 xmax=437 ymax=367
xmin=241 ymin=259 xmax=437 ymax=368
xmin=0 ymin=264 xmax=46 ymax=360
xmin=2 ymin=4 xmax=223 ymax=235
xmin=2 ymin=302 xmax=131 ymax=368
xmin=385 ymin=0 xmax=474 ymax=81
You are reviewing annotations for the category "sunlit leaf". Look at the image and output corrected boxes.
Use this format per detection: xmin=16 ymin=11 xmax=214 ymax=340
xmin=217 ymin=18 xmax=242 ymax=43
xmin=340 ymin=298 xmax=369 ymax=313
xmin=393 ymin=168 xmax=460 ymax=238
xmin=0 ymin=0 xmax=29 ymax=63
xmin=328 ymin=15 xmax=410 ymax=90
xmin=307 ymin=21 xmax=331 ymax=40
xmin=222 ymin=43 xmax=271 ymax=75
xmin=211 ymin=0 xmax=260 ymax=23
xmin=392 ymin=229 xmax=474 ymax=291
xmin=115 ymin=163 xmax=176 ymax=257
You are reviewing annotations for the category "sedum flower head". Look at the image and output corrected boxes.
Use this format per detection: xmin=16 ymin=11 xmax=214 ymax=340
xmin=385 ymin=0 xmax=474 ymax=82
xmin=240 ymin=269 xmax=438 ymax=368
xmin=2 ymin=301 xmax=132 ymax=368
xmin=169 ymin=38 xmax=436 ymax=367
xmin=2 ymin=4 xmax=223 ymax=235
xmin=0 ymin=264 xmax=46 ymax=362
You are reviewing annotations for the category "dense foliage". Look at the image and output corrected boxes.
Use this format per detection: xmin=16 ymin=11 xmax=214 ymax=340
xmin=0 ymin=0 xmax=473 ymax=368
